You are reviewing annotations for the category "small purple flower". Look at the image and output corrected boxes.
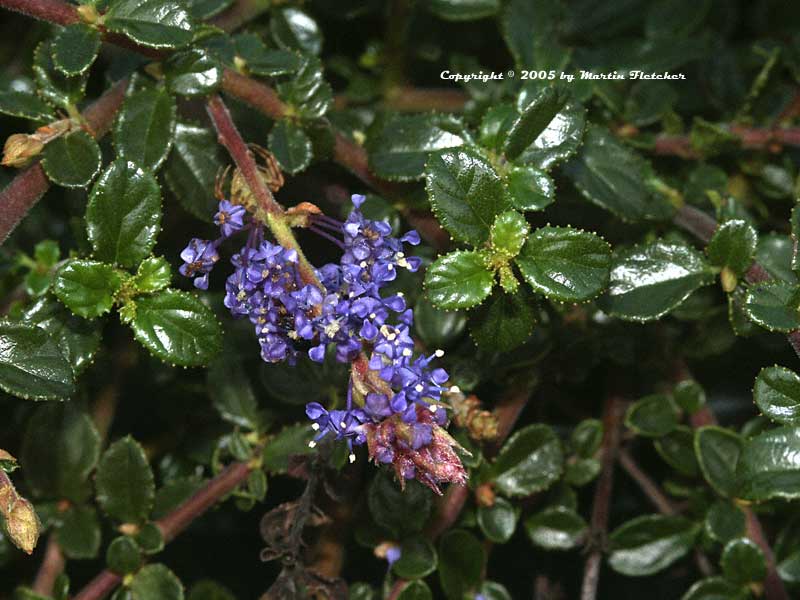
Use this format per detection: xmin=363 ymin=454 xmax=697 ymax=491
xmin=179 ymin=238 xmax=219 ymax=290
xmin=214 ymin=200 xmax=246 ymax=237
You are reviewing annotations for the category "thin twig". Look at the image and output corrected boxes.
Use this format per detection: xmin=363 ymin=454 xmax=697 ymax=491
xmin=31 ymin=535 xmax=65 ymax=595
xmin=580 ymin=395 xmax=626 ymax=600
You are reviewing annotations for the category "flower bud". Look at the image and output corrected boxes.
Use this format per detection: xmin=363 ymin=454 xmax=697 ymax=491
xmin=2 ymin=134 xmax=44 ymax=168
xmin=5 ymin=497 xmax=40 ymax=554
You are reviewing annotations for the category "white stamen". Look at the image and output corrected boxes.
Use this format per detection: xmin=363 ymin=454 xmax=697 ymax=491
xmin=397 ymin=252 xmax=405 ymax=258
xmin=449 ymin=385 xmax=461 ymax=394
xmin=360 ymin=261 xmax=367 ymax=268
xmin=308 ymin=440 xmax=317 ymax=448
xmin=434 ymin=349 xmax=445 ymax=357
xmin=402 ymin=348 xmax=413 ymax=357
xmin=311 ymin=423 xmax=320 ymax=431
xmin=349 ymin=453 xmax=356 ymax=463
xmin=369 ymin=313 xmax=377 ymax=319
xmin=415 ymin=384 xmax=424 ymax=393
xmin=387 ymin=264 xmax=394 ymax=270
xmin=340 ymin=421 xmax=347 ymax=428
xmin=397 ymin=292 xmax=404 ymax=297
xmin=429 ymin=404 xmax=438 ymax=413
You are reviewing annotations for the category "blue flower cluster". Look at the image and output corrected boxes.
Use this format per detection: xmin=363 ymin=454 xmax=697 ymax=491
xmin=180 ymin=194 xmax=464 ymax=491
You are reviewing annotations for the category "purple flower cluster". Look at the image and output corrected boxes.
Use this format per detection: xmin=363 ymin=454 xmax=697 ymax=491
xmin=179 ymin=194 xmax=466 ymax=492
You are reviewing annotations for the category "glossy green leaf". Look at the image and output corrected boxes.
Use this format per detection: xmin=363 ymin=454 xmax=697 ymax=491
xmin=57 ymin=505 xmax=100 ymax=559
xmin=33 ymin=40 xmax=86 ymax=110
xmin=96 ymin=436 xmax=155 ymax=524
xmin=695 ymin=426 xmax=743 ymax=498
xmin=270 ymin=8 xmax=322 ymax=55
xmin=0 ymin=89 xmax=54 ymax=122
xmin=743 ymin=280 xmax=800 ymax=333
xmin=516 ymin=226 xmax=611 ymax=303
xmin=135 ymin=522 xmax=164 ymax=554
xmin=564 ymin=457 xmax=601 ymax=486
xmin=754 ymin=366 xmax=800 ymax=425
xmin=737 ymin=426 xmax=800 ymax=501
xmin=625 ymin=394 xmax=679 ymax=438
xmin=755 ymin=234 xmax=797 ymax=284
xmin=260 ymin=352 xmax=346 ymax=406
xmin=53 ymin=260 xmax=123 ymax=319
xmin=130 ymin=564 xmax=184 ymax=600
xmin=608 ymin=515 xmax=699 ymax=576
xmin=396 ymin=581 xmax=432 ymax=600
xmin=524 ymin=506 xmax=587 ymax=550
xmin=490 ymin=211 xmax=529 ymax=258
xmin=186 ymin=580 xmax=235 ymax=600
xmin=51 ymin=24 xmax=101 ymax=76
xmin=22 ymin=404 xmax=99 ymax=499
xmin=186 ymin=0 xmax=233 ymax=19
xmin=392 ymin=536 xmax=437 ymax=579
xmin=721 ymin=538 xmax=766 ymax=585
xmin=680 ymin=577 xmax=748 ymax=600
xmin=164 ymin=48 xmax=222 ymax=97
xmin=105 ymin=0 xmax=194 ymax=49
xmin=707 ymin=219 xmax=757 ymax=277
xmin=368 ymin=473 xmax=431 ymax=536
xmin=654 ymin=426 xmax=699 ymax=477
xmin=0 ymin=321 xmax=75 ymax=401
xmin=505 ymin=165 xmax=555 ymax=212
xmin=673 ymin=380 xmax=706 ymax=414
xmin=208 ymin=354 xmax=260 ymax=430
xmin=500 ymin=0 xmax=563 ymax=69
xmin=426 ymin=148 xmax=509 ymax=244
xmin=133 ymin=256 xmax=171 ymax=294
xmin=261 ymin=424 xmax=314 ymax=473
xmin=414 ymin=298 xmax=467 ymax=348
xmin=492 ymin=424 xmax=563 ymax=496
xmin=513 ymin=101 xmax=585 ymax=170
xmin=21 ymin=297 xmax=102 ymax=374
xmin=268 ymin=120 xmax=312 ymax=175
xmin=107 ymin=535 xmax=143 ymax=575
xmin=86 ymin=160 xmax=162 ymax=268
xmin=504 ymin=87 xmax=568 ymax=161
xmin=477 ymin=497 xmax=518 ymax=543
xmin=565 ymin=127 xmax=674 ymax=222
xmin=469 ymin=288 xmax=536 ymax=352
xmin=164 ymin=123 xmax=226 ymax=221
xmin=479 ymin=103 xmax=516 ymax=152
xmin=438 ymin=529 xmax=484 ymax=600
xmin=600 ymin=241 xmax=714 ymax=321
xmin=428 ymin=0 xmax=499 ymax=20
xmin=129 ymin=289 xmax=222 ymax=367
xmin=704 ymin=500 xmax=745 ymax=544
xmin=424 ymin=250 xmax=494 ymax=310
xmin=233 ymin=33 xmax=302 ymax=77
xmin=368 ymin=113 xmax=468 ymax=181
xmin=276 ymin=56 xmax=332 ymax=120
xmin=41 ymin=131 xmax=102 ymax=189
xmin=571 ymin=419 xmax=603 ymax=457
xmin=114 ymin=87 xmax=176 ymax=171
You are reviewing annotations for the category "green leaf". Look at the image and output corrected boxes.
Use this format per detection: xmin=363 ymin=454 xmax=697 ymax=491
xmin=129 ymin=289 xmax=222 ymax=367
xmin=737 ymin=426 xmax=800 ymax=501
xmin=262 ymin=424 xmax=314 ymax=473
xmin=187 ymin=580 xmax=236 ymax=600
xmin=479 ymin=103 xmax=516 ymax=152
xmin=33 ymin=41 xmax=86 ymax=110
xmin=105 ymin=0 xmax=194 ymax=50
xmin=707 ymin=219 xmax=757 ymax=277
xmin=51 ymin=24 xmax=101 ymax=76
xmin=504 ymin=87 xmax=568 ymax=161
xmin=96 ymin=436 xmax=155 ymax=524
xmin=41 ymin=131 xmax=102 ymax=189
xmin=469 ymin=288 xmax=536 ymax=352
xmin=0 ymin=89 xmax=54 ymax=122
xmin=475 ymin=582 xmax=512 ymax=600
xmin=130 ymin=564 xmax=184 ymax=600
xmin=505 ymin=165 xmax=555 ymax=212
xmin=57 ymin=505 xmax=100 ymax=559
xmin=500 ymin=0 xmax=564 ymax=69
xmin=743 ymin=280 xmax=800 ymax=333
xmin=564 ymin=457 xmax=601 ymax=486
xmin=625 ymin=393 xmax=679 ymax=438
xmin=516 ymin=226 xmax=611 ymax=303
xmin=107 ymin=535 xmax=143 ymax=575
xmin=164 ymin=123 xmax=226 ymax=221
xmin=704 ymin=500 xmax=745 ymax=544
xmin=368 ymin=113 xmax=468 ymax=181
xmin=21 ymin=297 xmax=102 ymax=374
xmin=694 ymin=426 xmax=743 ymax=498
xmin=477 ymin=497 xmax=518 ymax=543
xmin=414 ymin=298 xmax=467 ymax=349
xmin=654 ymin=426 xmax=699 ymax=477
xmin=426 ymin=148 xmax=509 ymax=244
xmin=164 ymin=48 xmax=222 ymax=97
xmin=0 ymin=321 xmax=75 ymax=401
xmin=152 ymin=477 xmax=204 ymax=520
xmin=396 ymin=581 xmax=432 ymax=600
xmin=680 ymin=577 xmax=748 ymax=600
xmin=754 ymin=366 xmax=800 ymax=426
xmin=114 ymin=86 xmax=176 ymax=171
xmin=492 ymin=424 xmax=563 ymax=496
xmin=673 ymin=379 xmax=706 ymax=414
xmin=608 ymin=515 xmax=699 ymax=576
xmin=368 ymin=473 xmax=431 ymax=536
xmin=392 ymin=536 xmax=437 ymax=580
xmin=490 ymin=211 xmax=529 ymax=258
xmin=86 ymin=160 xmax=162 ymax=268
xmin=268 ymin=120 xmax=312 ymax=175
xmin=22 ymin=404 xmax=99 ymax=502
xmin=755 ymin=234 xmax=796 ymax=284
xmin=186 ymin=0 xmax=233 ymax=19
xmin=565 ymin=127 xmax=674 ymax=222
xmin=438 ymin=529 xmax=484 ymax=600
xmin=276 ymin=56 xmax=332 ymax=120
xmin=424 ymin=250 xmax=494 ymax=310
xmin=524 ymin=506 xmax=587 ymax=550
xmin=428 ymin=0 xmax=499 ymax=20
xmin=135 ymin=522 xmax=164 ymax=554
xmin=133 ymin=256 xmax=172 ymax=294
xmin=53 ymin=260 xmax=124 ymax=318
xmin=792 ymin=203 xmax=800 ymax=273
xmin=207 ymin=354 xmax=260 ymax=430
xmin=599 ymin=241 xmax=714 ymax=321
xmin=513 ymin=102 xmax=586 ymax=170
xmin=720 ymin=538 xmax=766 ymax=585
xmin=571 ymin=419 xmax=603 ymax=457
xmin=260 ymin=353 xmax=346 ymax=405
xmin=270 ymin=8 xmax=322 ymax=55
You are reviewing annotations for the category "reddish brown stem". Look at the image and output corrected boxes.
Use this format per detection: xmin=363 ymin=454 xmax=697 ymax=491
xmin=0 ymin=78 xmax=127 ymax=243
xmin=0 ymin=0 xmax=78 ymax=25
xmin=31 ymin=535 xmax=65 ymax=596
xmin=580 ymin=395 xmax=626 ymax=600
xmin=73 ymin=462 xmax=253 ymax=600
xmin=654 ymin=127 xmax=800 ymax=158
xmin=220 ymin=69 xmax=288 ymax=120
